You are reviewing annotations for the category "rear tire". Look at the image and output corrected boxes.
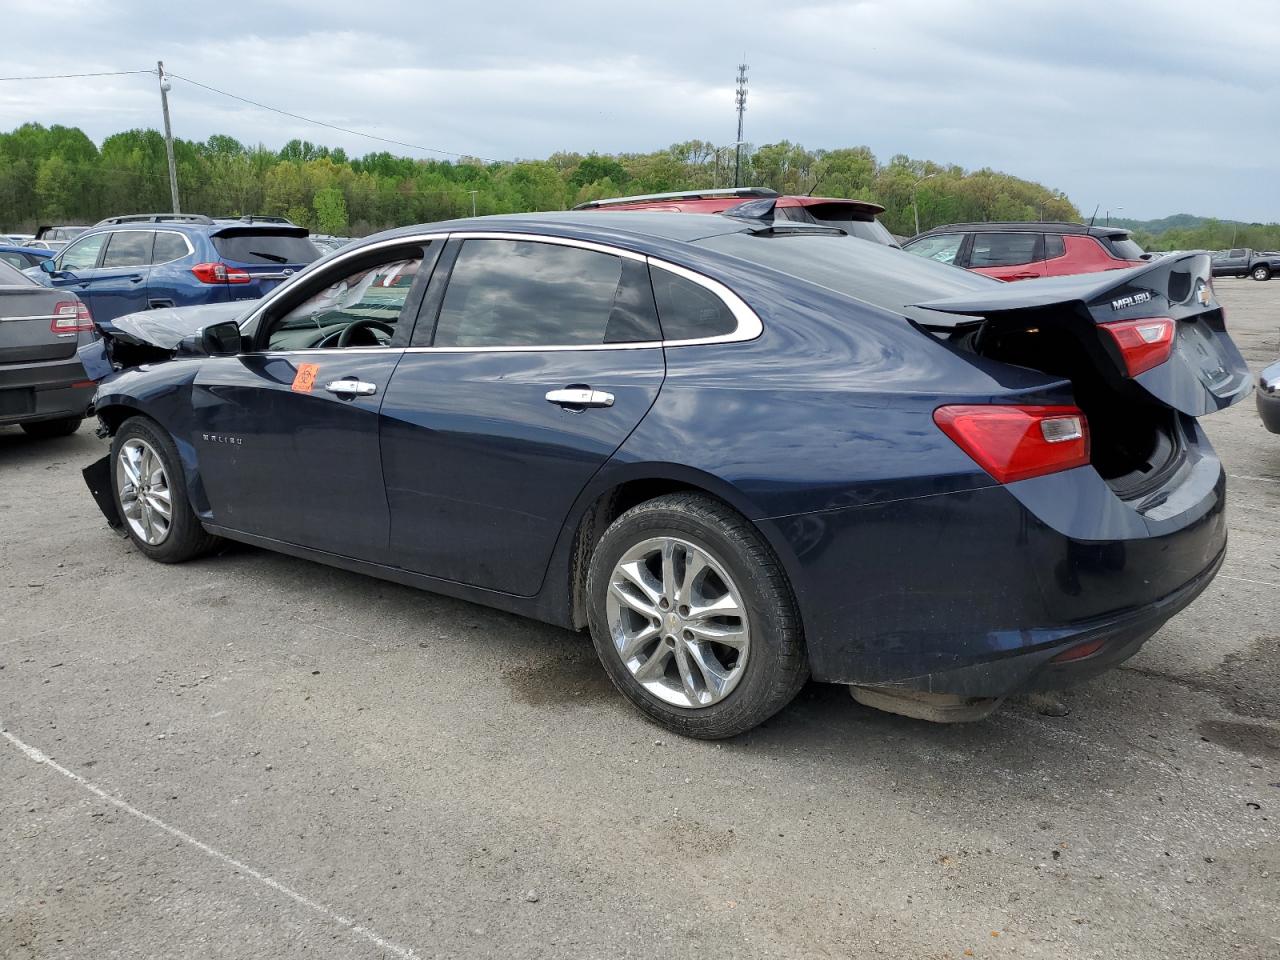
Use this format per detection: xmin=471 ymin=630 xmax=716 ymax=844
xmin=20 ymin=416 xmax=81 ymax=439
xmin=110 ymin=416 xmax=219 ymax=563
xmin=585 ymin=493 xmax=808 ymax=739
xmin=1252 ymin=265 xmax=1271 ymax=281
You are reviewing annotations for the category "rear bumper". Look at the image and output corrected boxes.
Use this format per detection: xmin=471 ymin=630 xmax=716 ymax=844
xmin=0 ymin=356 xmax=94 ymax=425
xmin=879 ymin=543 xmax=1223 ymax=697
xmin=1258 ymin=362 xmax=1280 ymax=433
xmin=765 ymin=442 xmax=1228 ymax=695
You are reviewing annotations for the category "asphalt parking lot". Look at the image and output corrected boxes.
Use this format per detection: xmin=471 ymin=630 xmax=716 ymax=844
xmin=2 ymin=280 xmax=1277 ymax=960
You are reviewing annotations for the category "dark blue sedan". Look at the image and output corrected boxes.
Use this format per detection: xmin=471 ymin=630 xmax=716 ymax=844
xmin=80 ymin=213 xmax=1250 ymax=737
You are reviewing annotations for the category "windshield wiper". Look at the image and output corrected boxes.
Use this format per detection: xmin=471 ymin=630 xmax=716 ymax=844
xmin=247 ymin=251 xmax=290 ymax=263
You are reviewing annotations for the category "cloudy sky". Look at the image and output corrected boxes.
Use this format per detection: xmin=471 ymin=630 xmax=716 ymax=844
xmin=4 ymin=0 xmax=1276 ymax=221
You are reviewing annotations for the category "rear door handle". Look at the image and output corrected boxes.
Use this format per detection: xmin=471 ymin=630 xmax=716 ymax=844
xmin=545 ymin=388 xmax=614 ymax=408
xmin=325 ymin=379 xmax=378 ymax=397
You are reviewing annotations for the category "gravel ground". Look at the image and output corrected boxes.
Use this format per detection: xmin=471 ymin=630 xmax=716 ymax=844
xmin=2 ymin=279 xmax=1277 ymax=959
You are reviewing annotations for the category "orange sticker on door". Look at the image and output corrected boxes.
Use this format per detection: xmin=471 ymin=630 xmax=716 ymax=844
xmin=291 ymin=363 xmax=319 ymax=393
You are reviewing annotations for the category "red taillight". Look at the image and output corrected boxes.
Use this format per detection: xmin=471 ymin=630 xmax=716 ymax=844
xmin=934 ymin=405 xmax=1091 ymax=484
xmin=1101 ymin=317 xmax=1175 ymax=376
xmin=51 ymin=300 xmax=93 ymax=333
xmin=1050 ymin=637 xmax=1108 ymax=663
xmin=190 ymin=262 xmax=251 ymax=284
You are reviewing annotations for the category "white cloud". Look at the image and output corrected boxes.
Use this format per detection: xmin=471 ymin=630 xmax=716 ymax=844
xmin=2 ymin=0 xmax=1275 ymax=220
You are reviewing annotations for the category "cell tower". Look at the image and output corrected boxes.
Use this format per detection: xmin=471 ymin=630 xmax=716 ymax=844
xmin=734 ymin=62 xmax=748 ymax=188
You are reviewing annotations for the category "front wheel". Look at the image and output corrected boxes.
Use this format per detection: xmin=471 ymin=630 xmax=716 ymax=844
xmin=110 ymin=416 xmax=219 ymax=563
xmin=1252 ymin=265 xmax=1272 ymax=281
xmin=586 ymin=493 xmax=808 ymax=739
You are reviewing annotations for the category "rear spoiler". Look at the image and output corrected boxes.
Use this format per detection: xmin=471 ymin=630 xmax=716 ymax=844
xmin=911 ymin=252 xmax=1215 ymax=329
xmin=210 ymin=224 xmax=309 ymax=238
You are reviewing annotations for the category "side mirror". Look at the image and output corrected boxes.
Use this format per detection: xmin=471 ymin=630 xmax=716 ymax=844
xmin=200 ymin=320 xmax=243 ymax=356
xmin=39 ymin=258 xmax=57 ymax=274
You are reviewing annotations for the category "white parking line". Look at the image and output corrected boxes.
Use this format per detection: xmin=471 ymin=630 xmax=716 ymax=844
xmin=1228 ymin=474 xmax=1280 ymax=483
xmin=1 ymin=728 xmax=420 ymax=960
xmin=1218 ymin=574 xmax=1280 ymax=588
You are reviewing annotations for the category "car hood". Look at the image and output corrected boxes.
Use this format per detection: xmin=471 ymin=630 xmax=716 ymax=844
xmin=101 ymin=301 xmax=249 ymax=349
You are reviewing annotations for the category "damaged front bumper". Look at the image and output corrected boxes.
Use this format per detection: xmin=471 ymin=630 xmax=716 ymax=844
xmin=83 ymin=454 xmax=122 ymax=530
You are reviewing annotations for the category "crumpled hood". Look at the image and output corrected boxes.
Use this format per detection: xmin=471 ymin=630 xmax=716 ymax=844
xmin=100 ymin=301 xmax=248 ymax=349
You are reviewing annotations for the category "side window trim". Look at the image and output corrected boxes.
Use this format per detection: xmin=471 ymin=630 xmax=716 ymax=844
xmin=239 ymin=229 xmax=762 ymax=353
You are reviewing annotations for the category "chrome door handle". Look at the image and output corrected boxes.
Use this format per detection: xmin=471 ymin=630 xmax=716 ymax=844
xmin=324 ymin=379 xmax=378 ymax=397
xmin=545 ymin=388 xmax=614 ymax=408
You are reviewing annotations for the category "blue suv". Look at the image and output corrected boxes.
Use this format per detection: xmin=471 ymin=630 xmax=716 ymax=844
xmin=25 ymin=214 xmax=322 ymax=325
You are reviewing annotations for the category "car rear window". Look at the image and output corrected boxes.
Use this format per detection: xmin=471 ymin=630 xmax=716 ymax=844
xmin=695 ymin=231 xmax=997 ymax=326
xmin=1101 ymin=235 xmax=1146 ymax=261
xmin=212 ymin=232 xmax=322 ymax=265
xmin=0 ymin=258 xmax=32 ymax=285
xmin=774 ymin=206 xmax=897 ymax=246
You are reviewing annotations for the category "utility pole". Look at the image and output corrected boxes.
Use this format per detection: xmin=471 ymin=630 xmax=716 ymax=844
xmin=157 ymin=61 xmax=180 ymax=214
xmin=469 ymin=190 xmax=478 ymax=217
xmin=734 ymin=63 xmax=748 ymax=188
xmin=912 ymin=173 xmax=937 ymax=236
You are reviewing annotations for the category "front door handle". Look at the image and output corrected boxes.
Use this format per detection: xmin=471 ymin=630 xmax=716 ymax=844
xmin=545 ymin=387 xmax=614 ymax=408
xmin=324 ymin=379 xmax=378 ymax=397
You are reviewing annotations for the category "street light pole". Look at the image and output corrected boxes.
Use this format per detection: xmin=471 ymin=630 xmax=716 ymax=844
xmin=469 ymin=190 xmax=478 ymax=217
xmin=157 ymin=61 xmax=180 ymax=214
xmin=912 ymin=173 xmax=937 ymax=236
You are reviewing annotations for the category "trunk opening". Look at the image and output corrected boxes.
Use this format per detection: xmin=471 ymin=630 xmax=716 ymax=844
xmin=954 ymin=319 xmax=1184 ymax=495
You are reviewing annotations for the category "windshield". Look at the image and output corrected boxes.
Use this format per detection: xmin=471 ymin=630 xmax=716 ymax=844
xmin=212 ymin=233 xmax=322 ymax=265
xmin=695 ymin=231 xmax=997 ymax=325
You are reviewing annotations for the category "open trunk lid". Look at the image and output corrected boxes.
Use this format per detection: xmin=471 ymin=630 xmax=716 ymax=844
xmin=912 ymin=252 xmax=1250 ymax=418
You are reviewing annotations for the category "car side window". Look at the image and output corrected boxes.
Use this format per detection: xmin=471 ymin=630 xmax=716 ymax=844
xmin=0 ymin=252 xmax=26 ymax=269
xmin=1044 ymin=234 xmax=1066 ymax=259
xmin=906 ymin=233 xmax=965 ymax=265
xmin=151 ymin=232 xmax=190 ymax=264
xmin=1229 ymin=248 xmax=1245 ymax=258
xmin=100 ymin=231 xmax=155 ymax=269
xmin=59 ymin=233 xmax=107 ymax=271
xmin=265 ymin=254 xmax=424 ymax=351
xmin=650 ymin=266 xmax=736 ymax=340
xmin=431 ymin=239 xmax=655 ymax=348
xmin=969 ymin=232 xmax=1041 ymax=267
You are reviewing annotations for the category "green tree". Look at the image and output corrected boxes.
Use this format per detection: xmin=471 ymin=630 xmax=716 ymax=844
xmin=313 ymin=186 xmax=349 ymax=234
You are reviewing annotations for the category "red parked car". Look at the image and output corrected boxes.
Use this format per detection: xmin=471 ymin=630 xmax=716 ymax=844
xmin=574 ymin=188 xmax=899 ymax=247
xmin=902 ymin=222 xmax=1148 ymax=281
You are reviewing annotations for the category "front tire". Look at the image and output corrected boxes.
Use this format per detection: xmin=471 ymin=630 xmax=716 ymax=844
xmin=586 ymin=493 xmax=808 ymax=739
xmin=1253 ymin=265 xmax=1271 ymax=281
xmin=20 ymin=416 xmax=81 ymax=439
xmin=110 ymin=416 xmax=219 ymax=563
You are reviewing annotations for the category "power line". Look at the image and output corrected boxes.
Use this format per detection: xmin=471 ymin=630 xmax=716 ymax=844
xmin=0 ymin=69 xmax=153 ymax=82
xmin=165 ymin=71 xmax=502 ymax=164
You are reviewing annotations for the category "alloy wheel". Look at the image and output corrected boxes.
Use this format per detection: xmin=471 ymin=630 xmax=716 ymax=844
xmin=117 ymin=438 xmax=173 ymax=545
xmin=605 ymin=536 xmax=750 ymax=708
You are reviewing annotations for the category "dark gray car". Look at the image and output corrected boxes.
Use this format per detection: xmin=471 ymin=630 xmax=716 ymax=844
xmin=0 ymin=258 xmax=96 ymax=438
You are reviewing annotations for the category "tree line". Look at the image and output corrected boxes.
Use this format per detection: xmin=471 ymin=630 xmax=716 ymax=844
xmin=2 ymin=122 xmax=1086 ymax=238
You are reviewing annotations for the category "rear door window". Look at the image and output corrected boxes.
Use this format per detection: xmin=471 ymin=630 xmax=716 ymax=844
xmin=59 ymin=233 xmax=107 ymax=271
xmin=1044 ymin=234 xmax=1066 ymax=259
xmin=1102 ymin=236 xmax=1146 ymax=260
xmin=905 ymin=233 xmax=965 ymax=265
xmin=212 ymin=232 xmax=321 ymax=265
xmin=100 ymin=231 xmax=155 ymax=268
xmin=430 ymin=239 xmax=657 ymax=347
xmin=969 ymin=232 xmax=1042 ymax=267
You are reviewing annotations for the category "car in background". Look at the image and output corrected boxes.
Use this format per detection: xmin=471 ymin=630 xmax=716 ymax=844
xmin=574 ymin=188 xmax=899 ymax=247
xmin=0 ymin=257 xmax=95 ymax=438
xmin=24 ymin=215 xmax=322 ymax=326
xmin=35 ymin=224 xmax=89 ymax=245
xmin=903 ymin=222 xmax=1147 ymax=281
xmin=2 ymin=233 xmax=36 ymax=245
xmin=310 ymin=235 xmax=355 ymax=254
xmin=81 ymin=213 xmax=1247 ymax=737
xmin=1209 ymin=248 xmax=1280 ymax=281
xmin=1259 ymin=361 xmax=1280 ymax=434
xmin=0 ymin=244 xmax=54 ymax=270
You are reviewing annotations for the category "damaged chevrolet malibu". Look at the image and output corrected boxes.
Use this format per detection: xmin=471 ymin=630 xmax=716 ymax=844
xmin=79 ymin=212 xmax=1251 ymax=738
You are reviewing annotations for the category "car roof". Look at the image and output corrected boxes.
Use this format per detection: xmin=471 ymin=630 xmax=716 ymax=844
xmin=368 ymin=211 xmax=758 ymax=247
xmin=913 ymin=221 xmax=1133 ymax=239
xmin=0 ymin=244 xmax=52 ymax=255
